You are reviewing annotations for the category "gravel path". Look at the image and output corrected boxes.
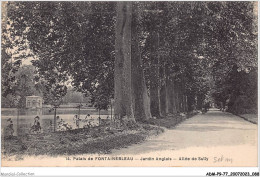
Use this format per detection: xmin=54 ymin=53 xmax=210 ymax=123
xmin=111 ymin=109 xmax=258 ymax=166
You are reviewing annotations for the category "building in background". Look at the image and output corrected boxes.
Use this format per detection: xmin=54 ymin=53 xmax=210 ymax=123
xmin=26 ymin=96 xmax=42 ymax=109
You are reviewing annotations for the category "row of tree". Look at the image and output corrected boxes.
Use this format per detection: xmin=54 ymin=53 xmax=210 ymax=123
xmin=2 ymin=2 xmax=257 ymax=120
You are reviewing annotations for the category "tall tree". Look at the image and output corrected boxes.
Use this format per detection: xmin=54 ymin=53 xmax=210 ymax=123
xmin=131 ymin=2 xmax=152 ymax=121
xmin=114 ymin=2 xmax=134 ymax=119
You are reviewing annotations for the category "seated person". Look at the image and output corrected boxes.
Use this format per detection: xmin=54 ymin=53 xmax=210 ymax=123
xmin=34 ymin=116 xmax=41 ymax=131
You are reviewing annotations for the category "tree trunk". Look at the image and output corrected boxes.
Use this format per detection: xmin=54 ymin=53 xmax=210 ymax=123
xmin=131 ymin=2 xmax=151 ymax=121
xmin=160 ymin=84 xmax=166 ymax=117
xmin=174 ymin=82 xmax=181 ymax=113
xmin=187 ymin=91 xmax=195 ymax=112
xmin=114 ymin=2 xmax=134 ymax=119
xmin=196 ymin=93 xmax=203 ymax=111
xmin=159 ymin=58 xmax=167 ymax=117
xmin=179 ymin=93 xmax=184 ymax=112
xmin=183 ymin=95 xmax=187 ymax=112
xmin=149 ymin=31 xmax=162 ymax=118
xmin=169 ymin=79 xmax=177 ymax=114
xmin=180 ymin=75 xmax=187 ymax=112
xmin=166 ymin=83 xmax=173 ymax=114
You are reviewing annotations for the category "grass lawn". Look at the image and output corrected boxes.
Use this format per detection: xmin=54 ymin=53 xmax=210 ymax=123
xmin=238 ymin=114 xmax=258 ymax=124
xmin=145 ymin=112 xmax=197 ymax=128
xmin=2 ymin=123 xmax=163 ymax=157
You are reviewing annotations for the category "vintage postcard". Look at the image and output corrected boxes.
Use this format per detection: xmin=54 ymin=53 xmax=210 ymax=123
xmin=1 ymin=1 xmax=258 ymax=168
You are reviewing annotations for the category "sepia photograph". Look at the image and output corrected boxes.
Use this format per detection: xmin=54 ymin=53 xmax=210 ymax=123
xmin=1 ymin=1 xmax=258 ymax=170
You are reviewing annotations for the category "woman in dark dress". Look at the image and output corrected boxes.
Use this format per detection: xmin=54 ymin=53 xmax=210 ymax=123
xmin=30 ymin=116 xmax=41 ymax=133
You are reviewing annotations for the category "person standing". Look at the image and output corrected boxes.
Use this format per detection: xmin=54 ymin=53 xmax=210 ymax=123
xmin=73 ymin=115 xmax=80 ymax=129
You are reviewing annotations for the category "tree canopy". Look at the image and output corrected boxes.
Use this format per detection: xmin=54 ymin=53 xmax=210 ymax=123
xmin=2 ymin=1 xmax=257 ymax=117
